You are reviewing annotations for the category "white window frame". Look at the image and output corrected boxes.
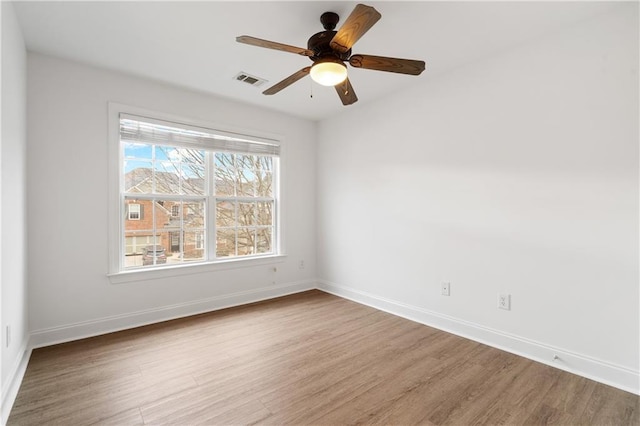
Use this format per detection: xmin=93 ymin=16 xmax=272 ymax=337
xmin=107 ymin=103 xmax=286 ymax=283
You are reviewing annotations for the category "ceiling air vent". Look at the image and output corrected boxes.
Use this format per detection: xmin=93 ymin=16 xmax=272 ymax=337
xmin=234 ymin=72 xmax=268 ymax=87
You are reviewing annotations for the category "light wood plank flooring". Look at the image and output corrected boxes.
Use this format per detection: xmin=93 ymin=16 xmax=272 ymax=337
xmin=8 ymin=290 xmax=639 ymax=425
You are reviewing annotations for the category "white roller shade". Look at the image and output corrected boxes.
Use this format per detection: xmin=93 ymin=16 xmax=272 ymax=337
xmin=120 ymin=113 xmax=280 ymax=156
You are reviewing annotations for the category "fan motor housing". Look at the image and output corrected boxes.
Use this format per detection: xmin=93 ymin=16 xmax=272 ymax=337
xmin=308 ymin=31 xmax=350 ymax=61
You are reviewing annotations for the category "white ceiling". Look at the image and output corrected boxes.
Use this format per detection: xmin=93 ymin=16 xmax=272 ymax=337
xmin=13 ymin=1 xmax=618 ymax=121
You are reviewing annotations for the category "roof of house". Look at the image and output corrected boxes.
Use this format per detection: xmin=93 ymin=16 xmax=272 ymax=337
xmin=125 ymin=168 xmax=204 ymax=195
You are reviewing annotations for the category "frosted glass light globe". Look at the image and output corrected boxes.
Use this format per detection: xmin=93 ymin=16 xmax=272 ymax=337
xmin=310 ymin=61 xmax=348 ymax=86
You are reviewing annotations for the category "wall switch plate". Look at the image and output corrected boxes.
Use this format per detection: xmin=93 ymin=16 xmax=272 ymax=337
xmin=498 ymin=293 xmax=511 ymax=310
xmin=441 ymin=282 xmax=450 ymax=296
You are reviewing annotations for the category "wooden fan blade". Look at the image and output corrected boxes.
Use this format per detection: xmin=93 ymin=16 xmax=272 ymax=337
xmin=263 ymin=67 xmax=311 ymax=95
xmin=236 ymin=35 xmax=314 ymax=57
xmin=334 ymin=77 xmax=358 ymax=105
xmin=330 ymin=4 xmax=381 ymax=54
xmin=349 ymin=54 xmax=426 ymax=75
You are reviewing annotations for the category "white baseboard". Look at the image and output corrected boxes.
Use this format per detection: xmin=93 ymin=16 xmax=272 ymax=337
xmin=1 ymin=341 xmax=31 ymax=426
xmin=29 ymin=280 xmax=315 ymax=349
xmin=318 ymin=280 xmax=640 ymax=396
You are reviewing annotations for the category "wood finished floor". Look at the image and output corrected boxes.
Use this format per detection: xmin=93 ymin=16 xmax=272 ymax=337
xmin=8 ymin=290 xmax=639 ymax=425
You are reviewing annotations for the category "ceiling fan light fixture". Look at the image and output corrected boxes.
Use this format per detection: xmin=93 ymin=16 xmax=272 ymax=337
xmin=310 ymin=59 xmax=348 ymax=86
xmin=237 ymin=4 xmax=425 ymax=105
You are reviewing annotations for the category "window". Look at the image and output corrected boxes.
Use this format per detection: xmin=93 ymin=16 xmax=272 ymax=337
xmin=127 ymin=203 xmax=141 ymax=220
xmin=195 ymin=232 xmax=204 ymax=250
xmin=115 ymin=112 xmax=280 ymax=271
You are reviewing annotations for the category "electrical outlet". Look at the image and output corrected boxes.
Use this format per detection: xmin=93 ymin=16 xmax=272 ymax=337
xmin=441 ymin=282 xmax=450 ymax=296
xmin=298 ymin=260 xmax=305 ymax=269
xmin=498 ymin=293 xmax=511 ymax=310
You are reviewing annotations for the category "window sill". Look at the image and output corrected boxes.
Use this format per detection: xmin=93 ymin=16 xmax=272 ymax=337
xmin=108 ymin=254 xmax=287 ymax=284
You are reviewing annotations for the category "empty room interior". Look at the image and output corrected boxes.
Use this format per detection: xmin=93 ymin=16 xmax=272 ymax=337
xmin=1 ymin=1 xmax=639 ymax=425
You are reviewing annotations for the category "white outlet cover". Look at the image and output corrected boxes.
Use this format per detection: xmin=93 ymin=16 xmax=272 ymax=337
xmin=498 ymin=293 xmax=511 ymax=310
xmin=441 ymin=282 xmax=450 ymax=296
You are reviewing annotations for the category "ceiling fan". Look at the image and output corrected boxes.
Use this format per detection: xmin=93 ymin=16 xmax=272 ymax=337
xmin=236 ymin=3 xmax=426 ymax=106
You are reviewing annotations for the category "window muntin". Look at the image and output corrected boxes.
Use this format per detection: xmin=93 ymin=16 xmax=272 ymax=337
xmin=119 ymin=114 xmax=279 ymax=270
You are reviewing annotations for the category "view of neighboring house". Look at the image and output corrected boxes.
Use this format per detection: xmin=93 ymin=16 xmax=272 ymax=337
xmin=124 ymin=167 xmax=205 ymax=264
xmin=122 ymin=143 xmax=275 ymax=268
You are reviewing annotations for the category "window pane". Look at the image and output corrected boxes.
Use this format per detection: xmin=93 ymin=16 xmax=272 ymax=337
xmin=184 ymin=202 xmax=206 ymax=257
xmin=256 ymin=171 xmax=273 ymax=197
xmin=158 ymin=203 xmax=177 ymax=254
xmin=178 ymin=148 xmax=205 ymax=195
xmin=146 ymin=231 xmax=170 ymax=266
xmin=216 ymin=200 xmax=235 ymax=228
xmin=125 ymin=231 xmax=161 ymax=268
xmin=237 ymin=228 xmax=255 ymax=256
xmin=238 ymin=202 xmax=255 ymax=227
xmin=184 ymin=202 xmax=205 ymax=225
xmin=124 ymin=200 xmax=150 ymax=231
xmin=215 ymin=153 xmax=235 ymax=196
xmin=151 ymin=147 xmax=205 ymax=195
xmin=256 ymin=227 xmax=272 ymax=254
xmin=156 ymin=146 xmax=203 ymax=165
xmin=154 ymin=161 xmax=182 ymax=194
xmin=124 ymin=143 xmax=152 ymax=160
xmin=155 ymin=145 xmax=171 ymax=161
xmin=182 ymin=149 xmax=205 ymax=166
xmin=256 ymin=157 xmax=273 ymax=197
xmin=182 ymin=165 xmax=205 ymax=195
xmin=216 ymin=229 xmax=236 ymax=257
xmin=124 ymin=161 xmax=153 ymax=194
xmin=256 ymin=201 xmax=272 ymax=226
xmin=184 ymin=230 xmax=205 ymax=261
xmin=236 ymin=154 xmax=255 ymax=197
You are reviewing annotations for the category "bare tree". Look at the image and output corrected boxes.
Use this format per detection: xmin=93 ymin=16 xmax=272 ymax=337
xmin=150 ymin=148 xmax=274 ymax=257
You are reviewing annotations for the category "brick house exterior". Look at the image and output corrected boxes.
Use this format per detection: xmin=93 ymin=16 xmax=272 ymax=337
xmin=124 ymin=168 xmax=205 ymax=260
xmin=124 ymin=199 xmax=171 ymax=254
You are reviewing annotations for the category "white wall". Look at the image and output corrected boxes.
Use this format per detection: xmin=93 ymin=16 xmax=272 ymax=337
xmin=26 ymin=53 xmax=316 ymax=343
xmin=1 ymin=0 xmax=29 ymax=420
xmin=317 ymin=4 xmax=639 ymax=393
